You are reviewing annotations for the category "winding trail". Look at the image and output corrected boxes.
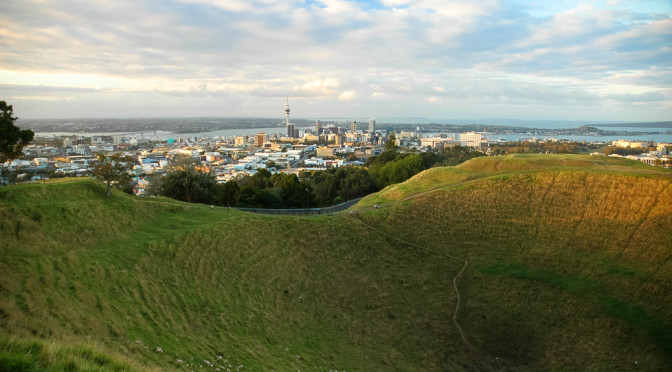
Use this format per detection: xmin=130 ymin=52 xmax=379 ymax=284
xmin=235 ymin=179 xmax=479 ymax=349
xmin=351 ymin=214 xmax=473 ymax=349
xmin=349 ymin=181 xmax=476 ymax=347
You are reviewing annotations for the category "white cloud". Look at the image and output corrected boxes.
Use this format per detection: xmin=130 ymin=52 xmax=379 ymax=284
xmin=293 ymin=78 xmax=342 ymax=97
xmin=0 ymin=0 xmax=669 ymax=120
xmin=516 ymin=5 xmax=614 ymax=48
xmin=338 ymin=90 xmax=357 ymax=100
xmin=177 ymin=0 xmax=302 ymax=13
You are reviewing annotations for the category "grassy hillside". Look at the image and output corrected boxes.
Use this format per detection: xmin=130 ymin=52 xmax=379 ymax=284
xmin=1 ymin=154 xmax=671 ymax=371
xmin=358 ymin=154 xmax=672 ymax=370
xmin=0 ymin=179 xmax=474 ymax=371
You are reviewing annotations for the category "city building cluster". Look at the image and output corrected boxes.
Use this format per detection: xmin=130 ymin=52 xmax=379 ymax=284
xmin=2 ymin=100 xmax=670 ymax=191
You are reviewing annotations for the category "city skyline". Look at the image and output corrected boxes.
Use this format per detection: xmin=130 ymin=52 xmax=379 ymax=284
xmin=1 ymin=0 xmax=671 ymax=121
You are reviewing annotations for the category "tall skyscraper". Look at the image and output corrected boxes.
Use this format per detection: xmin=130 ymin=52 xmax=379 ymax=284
xmin=368 ymin=118 xmax=376 ymax=133
xmin=350 ymin=121 xmax=357 ymax=135
xmin=285 ymin=97 xmax=292 ymax=137
xmin=315 ymin=120 xmax=322 ymax=134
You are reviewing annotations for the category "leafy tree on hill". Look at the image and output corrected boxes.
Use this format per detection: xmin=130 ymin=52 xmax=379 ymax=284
xmin=336 ymin=166 xmax=377 ymax=201
xmin=218 ymin=180 xmax=239 ymax=207
xmin=371 ymin=153 xmax=424 ymax=188
xmin=438 ymin=145 xmax=485 ymax=166
xmin=0 ymin=101 xmax=34 ymax=164
xmin=92 ymin=153 xmax=135 ymax=197
xmin=309 ymin=169 xmax=341 ymax=206
xmin=490 ymin=141 xmax=591 ymax=155
xmin=419 ymin=150 xmax=441 ymax=169
xmin=155 ymin=156 xmax=218 ymax=204
xmin=0 ymin=101 xmax=34 ymax=186
xmin=235 ymin=185 xmax=263 ymax=207
xmin=377 ymin=132 xmax=400 ymax=164
xmin=234 ymin=168 xmax=273 ymax=189
xmin=261 ymin=188 xmax=285 ymax=208
xmin=308 ymin=167 xmax=376 ymax=206
xmin=603 ymin=146 xmax=648 ymax=156
xmin=271 ymin=173 xmax=310 ymax=208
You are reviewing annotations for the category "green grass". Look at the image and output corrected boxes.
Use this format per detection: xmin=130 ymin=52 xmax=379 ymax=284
xmin=478 ymin=261 xmax=672 ymax=357
xmin=1 ymin=154 xmax=671 ymax=371
xmin=1 ymin=179 xmax=468 ymax=371
xmin=358 ymin=153 xmax=671 ymax=207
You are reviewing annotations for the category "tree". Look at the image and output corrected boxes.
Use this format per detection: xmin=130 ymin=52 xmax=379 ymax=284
xmin=249 ymin=168 xmax=272 ymax=189
xmin=235 ymin=185 xmax=263 ymax=207
xmin=92 ymin=153 xmax=135 ymax=197
xmin=439 ymin=146 xmax=485 ymax=166
xmin=337 ymin=167 xmax=376 ymax=201
xmin=378 ymin=132 xmax=400 ymax=164
xmin=0 ymin=101 xmax=34 ymax=163
xmin=372 ymin=154 xmax=423 ymax=188
xmin=0 ymin=101 xmax=34 ymax=185
xmin=218 ymin=181 xmax=239 ymax=206
xmin=158 ymin=157 xmax=218 ymax=204
xmin=309 ymin=167 xmax=375 ymax=207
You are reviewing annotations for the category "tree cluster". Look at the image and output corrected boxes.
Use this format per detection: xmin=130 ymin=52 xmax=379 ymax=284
xmin=603 ymin=145 xmax=654 ymax=156
xmin=366 ymin=133 xmax=485 ymax=188
xmin=149 ymin=161 xmax=315 ymax=209
xmin=490 ymin=140 xmax=594 ymax=155
xmin=306 ymin=166 xmax=377 ymax=206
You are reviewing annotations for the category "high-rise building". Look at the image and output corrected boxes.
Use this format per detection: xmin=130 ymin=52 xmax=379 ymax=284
xmin=460 ymin=132 xmax=484 ymax=148
xmin=315 ymin=120 xmax=322 ymax=134
xmin=350 ymin=121 xmax=357 ymax=135
xmin=256 ymin=132 xmax=266 ymax=147
xmin=368 ymin=118 xmax=375 ymax=133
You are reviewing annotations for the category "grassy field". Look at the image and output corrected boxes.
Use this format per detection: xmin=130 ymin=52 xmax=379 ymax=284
xmin=1 ymin=154 xmax=671 ymax=371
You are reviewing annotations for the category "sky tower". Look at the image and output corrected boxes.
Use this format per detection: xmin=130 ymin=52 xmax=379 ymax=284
xmin=285 ymin=97 xmax=292 ymax=137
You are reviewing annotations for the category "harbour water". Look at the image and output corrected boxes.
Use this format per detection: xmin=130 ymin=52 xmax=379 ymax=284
xmin=33 ymin=122 xmax=672 ymax=143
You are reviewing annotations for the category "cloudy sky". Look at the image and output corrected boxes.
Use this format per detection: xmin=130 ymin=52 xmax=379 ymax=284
xmin=1 ymin=0 xmax=671 ymax=121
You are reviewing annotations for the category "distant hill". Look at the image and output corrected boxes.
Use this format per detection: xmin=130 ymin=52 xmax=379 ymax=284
xmin=592 ymin=121 xmax=672 ymax=128
xmin=1 ymin=154 xmax=671 ymax=371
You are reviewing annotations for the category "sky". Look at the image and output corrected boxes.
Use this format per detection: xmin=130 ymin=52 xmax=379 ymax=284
xmin=1 ymin=0 xmax=671 ymax=122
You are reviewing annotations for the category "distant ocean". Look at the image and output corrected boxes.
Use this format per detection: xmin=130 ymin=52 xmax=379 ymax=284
xmin=336 ymin=117 xmax=672 ymax=130
xmin=486 ymin=133 xmax=672 ymax=143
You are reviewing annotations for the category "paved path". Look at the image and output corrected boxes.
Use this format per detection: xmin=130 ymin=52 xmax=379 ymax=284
xmin=233 ymin=198 xmax=362 ymax=215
